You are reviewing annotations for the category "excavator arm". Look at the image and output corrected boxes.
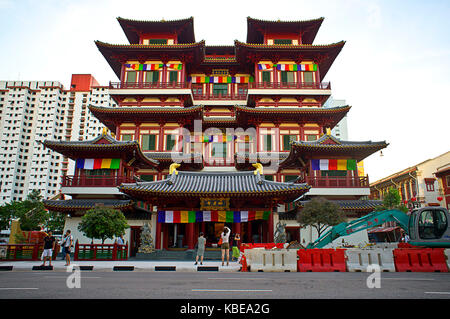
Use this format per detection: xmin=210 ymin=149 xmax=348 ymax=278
xmin=306 ymin=209 xmax=410 ymax=249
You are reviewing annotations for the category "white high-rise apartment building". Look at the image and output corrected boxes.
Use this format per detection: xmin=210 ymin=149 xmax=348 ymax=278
xmin=323 ymin=96 xmax=349 ymax=140
xmin=0 ymin=74 xmax=116 ymax=204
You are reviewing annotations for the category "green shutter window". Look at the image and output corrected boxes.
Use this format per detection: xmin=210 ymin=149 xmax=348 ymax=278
xmin=264 ymin=175 xmax=274 ymax=181
xmin=121 ymin=134 xmax=132 ymax=141
xmin=281 ymin=71 xmax=295 ymax=84
xmin=149 ymin=39 xmax=167 ymax=44
xmin=140 ymin=175 xmax=155 ymax=181
xmin=303 ymin=71 xmax=314 ymax=83
xmin=283 ymin=135 xmax=296 ymax=151
xmin=166 ymin=135 xmax=176 ymax=151
xmin=144 ymin=71 xmax=159 ymax=83
xmin=142 ymin=134 xmax=156 ymax=151
xmin=306 ymin=135 xmax=317 ymax=141
xmin=169 ymin=71 xmax=178 ymax=83
xmin=284 ymin=175 xmax=298 ymax=182
xmin=126 ymin=71 xmax=137 ymax=83
xmin=274 ymin=39 xmax=293 ymax=45
xmin=263 ymin=135 xmax=272 ymax=151
xmin=262 ymin=71 xmax=271 ymax=83
xmin=212 ymin=84 xmax=228 ymax=95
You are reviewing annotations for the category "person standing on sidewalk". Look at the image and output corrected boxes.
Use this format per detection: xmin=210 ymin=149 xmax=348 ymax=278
xmin=194 ymin=232 xmax=206 ymax=265
xmin=63 ymin=230 xmax=73 ymax=266
xmin=220 ymin=226 xmax=231 ymax=266
xmin=41 ymin=231 xmax=55 ymax=267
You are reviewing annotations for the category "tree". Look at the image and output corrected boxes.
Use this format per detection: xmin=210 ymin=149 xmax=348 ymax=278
xmin=78 ymin=208 xmax=129 ymax=243
xmin=297 ymin=197 xmax=346 ymax=238
xmin=376 ymin=188 xmax=408 ymax=213
xmin=0 ymin=190 xmax=48 ymax=231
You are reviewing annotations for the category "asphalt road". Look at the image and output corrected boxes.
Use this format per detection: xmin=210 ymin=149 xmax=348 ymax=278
xmin=1 ymin=271 xmax=449 ymax=300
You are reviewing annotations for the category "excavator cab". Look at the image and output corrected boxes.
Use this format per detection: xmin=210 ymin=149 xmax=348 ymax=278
xmin=408 ymin=207 xmax=450 ymax=247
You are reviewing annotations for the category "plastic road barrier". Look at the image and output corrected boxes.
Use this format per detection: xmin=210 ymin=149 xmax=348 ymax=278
xmin=445 ymin=249 xmax=450 ymax=271
xmin=345 ymin=248 xmax=396 ymax=272
xmin=297 ymin=249 xmax=347 ymax=272
xmin=249 ymin=249 xmax=297 ymax=272
xmin=393 ymin=248 xmax=448 ymax=272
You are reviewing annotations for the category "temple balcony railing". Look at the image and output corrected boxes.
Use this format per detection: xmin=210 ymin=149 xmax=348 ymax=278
xmin=249 ymin=81 xmax=331 ymax=90
xmin=109 ymin=81 xmax=191 ymax=89
xmin=61 ymin=175 xmax=135 ymax=188
xmin=305 ymin=175 xmax=369 ymax=188
xmin=192 ymin=92 xmax=248 ymax=101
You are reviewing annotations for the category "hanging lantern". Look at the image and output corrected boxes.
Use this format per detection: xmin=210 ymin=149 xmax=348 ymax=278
xmin=403 ymin=200 xmax=408 ymax=205
xmin=437 ymin=196 xmax=443 ymax=202
xmin=411 ymin=197 xmax=416 ymax=202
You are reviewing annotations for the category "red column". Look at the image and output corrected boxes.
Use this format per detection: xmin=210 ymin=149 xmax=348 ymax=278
xmin=155 ymin=218 xmax=161 ymax=249
xmin=186 ymin=223 xmax=194 ymax=249
xmin=268 ymin=210 xmax=274 ymax=243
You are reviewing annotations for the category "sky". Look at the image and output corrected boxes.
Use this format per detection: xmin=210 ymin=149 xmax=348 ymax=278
xmin=0 ymin=0 xmax=449 ymax=182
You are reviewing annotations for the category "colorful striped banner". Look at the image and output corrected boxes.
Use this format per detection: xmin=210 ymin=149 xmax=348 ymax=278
xmin=189 ymin=76 xmax=253 ymax=84
xmin=157 ymin=210 xmax=271 ymax=223
xmin=76 ymin=158 xmax=121 ymax=170
xmin=165 ymin=63 xmax=182 ymax=70
xmin=276 ymin=64 xmax=318 ymax=71
xmin=124 ymin=63 xmax=164 ymax=71
xmin=258 ymin=64 xmax=274 ymax=70
xmin=187 ymin=135 xmax=237 ymax=143
xmin=311 ymin=159 xmax=357 ymax=171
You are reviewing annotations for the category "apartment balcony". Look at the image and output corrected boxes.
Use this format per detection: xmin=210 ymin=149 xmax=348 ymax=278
xmin=248 ymin=81 xmax=332 ymax=96
xmin=61 ymin=175 xmax=135 ymax=195
xmin=304 ymin=175 xmax=371 ymax=196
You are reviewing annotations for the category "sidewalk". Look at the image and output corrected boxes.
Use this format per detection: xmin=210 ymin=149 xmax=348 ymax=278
xmin=0 ymin=259 xmax=242 ymax=272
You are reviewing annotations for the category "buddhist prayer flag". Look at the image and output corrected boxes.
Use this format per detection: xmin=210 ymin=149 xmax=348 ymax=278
xmin=124 ymin=63 xmax=164 ymax=71
xmin=165 ymin=63 xmax=182 ymax=70
xmin=189 ymin=76 xmax=252 ymax=84
xmin=258 ymin=64 xmax=273 ymax=70
xmin=311 ymin=159 xmax=357 ymax=171
xmin=76 ymin=158 xmax=121 ymax=170
xmin=276 ymin=63 xmax=318 ymax=71
xmin=157 ymin=210 xmax=271 ymax=223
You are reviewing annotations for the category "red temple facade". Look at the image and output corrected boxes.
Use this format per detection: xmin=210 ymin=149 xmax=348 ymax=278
xmin=43 ymin=17 xmax=387 ymax=254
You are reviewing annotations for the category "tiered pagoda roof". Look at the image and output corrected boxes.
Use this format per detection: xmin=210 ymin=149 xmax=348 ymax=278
xmin=117 ymin=17 xmax=196 ymax=44
xmin=234 ymin=40 xmax=345 ymax=80
xmin=235 ymin=105 xmax=350 ymax=127
xmin=95 ymin=40 xmax=205 ymax=78
xmin=119 ymin=168 xmax=310 ymax=206
xmin=279 ymin=134 xmax=388 ymax=169
xmin=43 ymin=132 xmax=158 ymax=169
xmin=246 ymin=17 xmax=324 ymax=44
xmin=88 ymin=105 xmax=203 ymax=132
xmin=43 ymin=199 xmax=134 ymax=213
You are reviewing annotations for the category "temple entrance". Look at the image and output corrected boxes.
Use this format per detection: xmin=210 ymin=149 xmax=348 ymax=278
xmin=167 ymin=224 xmax=186 ymax=248
xmin=130 ymin=226 xmax=141 ymax=257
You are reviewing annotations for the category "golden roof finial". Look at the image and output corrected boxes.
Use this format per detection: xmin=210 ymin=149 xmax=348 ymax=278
xmin=326 ymin=127 xmax=331 ymax=136
xmin=102 ymin=127 xmax=108 ymax=136
xmin=252 ymin=163 xmax=263 ymax=175
xmin=169 ymin=163 xmax=181 ymax=175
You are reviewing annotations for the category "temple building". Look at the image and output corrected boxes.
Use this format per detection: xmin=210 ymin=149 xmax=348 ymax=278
xmin=43 ymin=17 xmax=388 ymax=254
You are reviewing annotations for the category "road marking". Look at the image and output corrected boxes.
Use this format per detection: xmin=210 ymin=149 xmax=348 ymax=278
xmin=192 ymin=289 xmax=272 ymax=292
xmin=43 ymin=276 xmax=102 ymax=279
xmin=383 ymin=278 xmax=435 ymax=281
xmin=425 ymin=292 xmax=450 ymax=295
xmin=207 ymin=277 xmax=267 ymax=280
xmin=0 ymin=288 xmax=38 ymax=290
